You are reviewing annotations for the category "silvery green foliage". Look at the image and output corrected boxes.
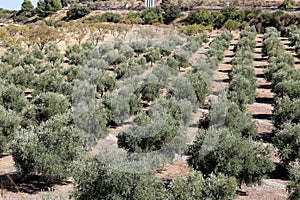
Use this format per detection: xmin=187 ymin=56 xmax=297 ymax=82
xmin=73 ymin=156 xmax=167 ymax=200
xmin=45 ymin=42 xmax=63 ymax=64
xmin=10 ymin=114 xmax=85 ymax=183
xmin=208 ymin=30 xmax=233 ymax=69
xmin=274 ymin=123 xmax=300 ymax=165
xmin=6 ymin=65 xmax=36 ymax=88
xmin=169 ymin=171 xmax=237 ymax=200
xmin=228 ymin=26 xmax=257 ymax=109
xmin=0 ymin=82 xmax=28 ymax=112
xmin=0 ymin=105 xmax=20 ymax=154
xmin=172 ymin=76 xmax=198 ymax=105
xmin=34 ymin=68 xmax=65 ymax=93
xmin=287 ymin=164 xmax=300 ymax=200
xmin=187 ymin=128 xmax=274 ymax=187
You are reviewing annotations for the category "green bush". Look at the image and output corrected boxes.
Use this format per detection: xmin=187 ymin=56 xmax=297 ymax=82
xmin=282 ymin=0 xmax=295 ymax=9
xmin=138 ymin=7 xmax=163 ymax=25
xmin=273 ymin=96 xmax=300 ymax=129
xmin=85 ymin=12 xmax=121 ymax=23
xmin=201 ymin=98 xmax=258 ymax=139
xmin=66 ymin=4 xmax=90 ymax=20
xmin=0 ymin=83 xmax=28 ymax=112
xmin=31 ymin=92 xmax=69 ymax=122
xmin=37 ymin=0 xmax=62 ymax=18
xmin=223 ymin=19 xmax=240 ymax=31
xmin=187 ymin=9 xmax=214 ymax=26
xmin=161 ymin=0 xmax=181 ymax=24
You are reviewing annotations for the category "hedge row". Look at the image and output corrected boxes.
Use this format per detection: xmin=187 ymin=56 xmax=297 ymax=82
xmin=262 ymin=27 xmax=300 ymax=166
xmin=263 ymin=26 xmax=300 ymax=199
xmin=208 ymin=30 xmax=233 ymax=70
xmin=228 ymin=26 xmax=257 ymax=110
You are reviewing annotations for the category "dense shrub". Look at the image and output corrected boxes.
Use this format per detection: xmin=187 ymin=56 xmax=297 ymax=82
xmin=187 ymin=9 xmax=214 ymax=26
xmin=223 ymin=19 xmax=240 ymax=31
xmin=273 ymin=96 xmax=300 ymax=129
xmin=34 ymin=68 xmax=65 ymax=93
xmin=117 ymin=98 xmax=188 ymax=153
xmin=0 ymin=83 xmax=28 ymax=112
xmin=31 ymin=92 xmax=69 ymax=122
xmin=161 ymin=0 xmax=181 ymax=24
xmin=282 ymin=0 xmax=295 ymax=9
xmin=201 ymin=98 xmax=258 ymax=139
xmin=85 ymin=12 xmax=121 ymax=23
xmin=37 ymin=0 xmax=62 ymax=18
xmin=66 ymin=4 xmax=91 ymax=20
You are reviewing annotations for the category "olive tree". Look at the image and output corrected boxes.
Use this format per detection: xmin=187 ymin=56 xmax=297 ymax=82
xmin=273 ymin=96 xmax=300 ymax=129
xmin=288 ymin=165 xmax=300 ymax=200
xmin=273 ymin=123 xmax=300 ymax=165
xmin=169 ymin=171 xmax=237 ymax=200
xmin=187 ymin=128 xmax=275 ymax=188
xmin=0 ymin=83 xmax=28 ymax=112
xmin=31 ymin=92 xmax=70 ymax=122
xmin=0 ymin=106 xmax=20 ymax=154
xmin=10 ymin=114 xmax=85 ymax=183
xmin=73 ymin=157 xmax=166 ymax=200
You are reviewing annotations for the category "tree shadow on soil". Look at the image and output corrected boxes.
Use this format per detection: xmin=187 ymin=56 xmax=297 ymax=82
xmin=252 ymin=113 xmax=272 ymax=120
xmin=255 ymin=73 xmax=265 ymax=79
xmin=258 ymin=84 xmax=272 ymax=90
xmin=0 ymin=173 xmax=71 ymax=194
xmin=218 ymin=69 xmax=232 ymax=73
xmin=255 ymin=97 xmax=274 ymax=104
xmin=268 ymin=163 xmax=290 ymax=180
xmin=214 ymin=78 xmax=230 ymax=83
xmin=254 ymin=65 xmax=268 ymax=69
xmin=254 ymin=57 xmax=268 ymax=62
xmin=256 ymin=131 xmax=275 ymax=143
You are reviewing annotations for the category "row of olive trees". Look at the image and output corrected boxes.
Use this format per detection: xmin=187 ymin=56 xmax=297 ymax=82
xmin=0 ymin=29 xmax=214 ymax=194
xmin=187 ymin=29 xmax=274 ymax=191
xmin=72 ymin=31 xmax=240 ymax=199
xmin=208 ymin=29 xmax=233 ymax=70
xmin=286 ymin=25 xmax=300 ymax=61
xmin=262 ymin=26 xmax=300 ymax=200
xmin=228 ymin=26 xmax=257 ymax=111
